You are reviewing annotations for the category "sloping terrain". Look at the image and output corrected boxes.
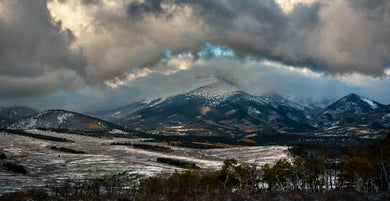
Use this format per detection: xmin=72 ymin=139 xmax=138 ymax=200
xmin=358 ymin=105 xmax=390 ymax=129
xmin=303 ymin=94 xmax=389 ymax=138
xmin=0 ymin=106 xmax=38 ymax=128
xmin=116 ymin=80 xmax=315 ymax=136
xmin=7 ymin=109 xmax=128 ymax=133
xmin=87 ymin=98 xmax=166 ymax=121
xmin=310 ymin=93 xmax=383 ymax=129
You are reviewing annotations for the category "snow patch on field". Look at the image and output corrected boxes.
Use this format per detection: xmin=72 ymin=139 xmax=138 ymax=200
xmin=109 ymin=129 xmax=129 ymax=134
xmin=0 ymin=130 xmax=289 ymax=194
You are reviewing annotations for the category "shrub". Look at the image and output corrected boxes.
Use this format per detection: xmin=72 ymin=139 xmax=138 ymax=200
xmin=3 ymin=162 xmax=27 ymax=174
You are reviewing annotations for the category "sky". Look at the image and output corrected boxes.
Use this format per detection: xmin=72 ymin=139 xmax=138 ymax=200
xmin=0 ymin=0 xmax=389 ymax=112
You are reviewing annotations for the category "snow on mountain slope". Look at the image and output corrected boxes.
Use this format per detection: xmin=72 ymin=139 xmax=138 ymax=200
xmin=87 ymin=98 xmax=166 ymax=121
xmin=255 ymin=94 xmax=314 ymax=120
xmin=90 ymin=79 xmax=242 ymax=122
xmin=8 ymin=109 xmax=128 ymax=133
xmin=186 ymin=79 xmax=241 ymax=106
xmin=93 ymin=77 xmax=388 ymax=137
xmin=57 ymin=113 xmax=73 ymax=124
xmin=117 ymin=79 xmax=316 ymax=135
xmin=361 ymin=97 xmax=379 ymax=109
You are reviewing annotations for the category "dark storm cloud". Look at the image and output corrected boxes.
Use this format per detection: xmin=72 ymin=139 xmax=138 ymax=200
xmin=1 ymin=0 xmax=390 ymax=104
xmin=172 ymin=0 xmax=318 ymax=72
xmin=175 ymin=0 xmax=236 ymax=28
xmin=121 ymin=0 xmax=317 ymax=71
xmin=348 ymin=0 xmax=389 ymax=19
xmin=231 ymin=0 xmax=286 ymax=27
xmin=81 ymin=0 xmax=100 ymax=5
xmin=127 ymin=0 xmax=165 ymax=20
xmin=289 ymin=2 xmax=321 ymax=30
xmin=122 ymin=0 xmax=389 ymax=77
xmin=0 ymin=0 xmax=87 ymax=96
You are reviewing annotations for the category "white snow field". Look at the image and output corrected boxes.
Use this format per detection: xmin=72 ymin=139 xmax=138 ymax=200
xmin=0 ymin=129 xmax=288 ymax=194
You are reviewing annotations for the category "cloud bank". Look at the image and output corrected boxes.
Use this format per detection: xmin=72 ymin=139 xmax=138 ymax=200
xmin=0 ymin=0 xmax=389 ymax=109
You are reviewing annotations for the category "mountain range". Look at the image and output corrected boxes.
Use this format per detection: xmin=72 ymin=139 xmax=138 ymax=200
xmin=90 ymin=78 xmax=390 ymax=138
xmin=2 ymin=78 xmax=389 ymax=138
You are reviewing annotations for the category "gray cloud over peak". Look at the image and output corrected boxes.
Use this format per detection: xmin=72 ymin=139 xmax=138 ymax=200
xmin=122 ymin=0 xmax=389 ymax=76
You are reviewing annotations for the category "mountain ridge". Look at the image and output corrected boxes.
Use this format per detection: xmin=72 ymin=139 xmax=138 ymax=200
xmin=7 ymin=109 xmax=130 ymax=134
xmin=6 ymin=80 xmax=388 ymax=138
xmin=109 ymin=80 xmax=389 ymax=137
xmin=310 ymin=93 xmax=384 ymax=129
xmin=114 ymin=80 xmax=321 ymax=136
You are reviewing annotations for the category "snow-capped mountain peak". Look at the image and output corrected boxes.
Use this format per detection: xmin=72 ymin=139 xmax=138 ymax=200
xmin=186 ymin=79 xmax=241 ymax=102
xmin=324 ymin=93 xmax=382 ymax=114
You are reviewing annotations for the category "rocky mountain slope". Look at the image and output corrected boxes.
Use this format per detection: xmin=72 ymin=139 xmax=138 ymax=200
xmin=310 ymin=93 xmax=383 ymax=129
xmin=360 ymin=105 xmax=390 ymax=129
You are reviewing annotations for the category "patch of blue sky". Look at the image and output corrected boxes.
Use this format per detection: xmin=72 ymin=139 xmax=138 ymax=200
xmin=197 ymin=43 xmax=235 ymax=58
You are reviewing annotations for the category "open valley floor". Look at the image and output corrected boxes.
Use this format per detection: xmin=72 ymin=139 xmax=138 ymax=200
xmin=0 ymin=130 xmax=288 ymax=195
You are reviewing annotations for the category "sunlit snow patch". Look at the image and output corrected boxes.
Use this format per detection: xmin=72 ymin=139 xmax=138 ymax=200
xmin=109 ymin=129 xmax=129 ymax=134
xmin=57 ymin=113 xmax=73 ymax=124
xmin=361 ymin=97 xmax=378 ymax=109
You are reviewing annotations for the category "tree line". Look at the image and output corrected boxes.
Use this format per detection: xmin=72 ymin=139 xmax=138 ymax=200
xmin=140 ymin=135 xmax=390 ymax=194
xmin=2 ymin=129 xmax=69 ymax=142
xmin=111 ymin=142 xmax=173 ymax=153
xmin=39 ymin=134 xmax=390 ymax=199
xmin=50 ymin=146 xmax=87 ymax=154
xmin=157 ymin=157 xmax=199 ymax=169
